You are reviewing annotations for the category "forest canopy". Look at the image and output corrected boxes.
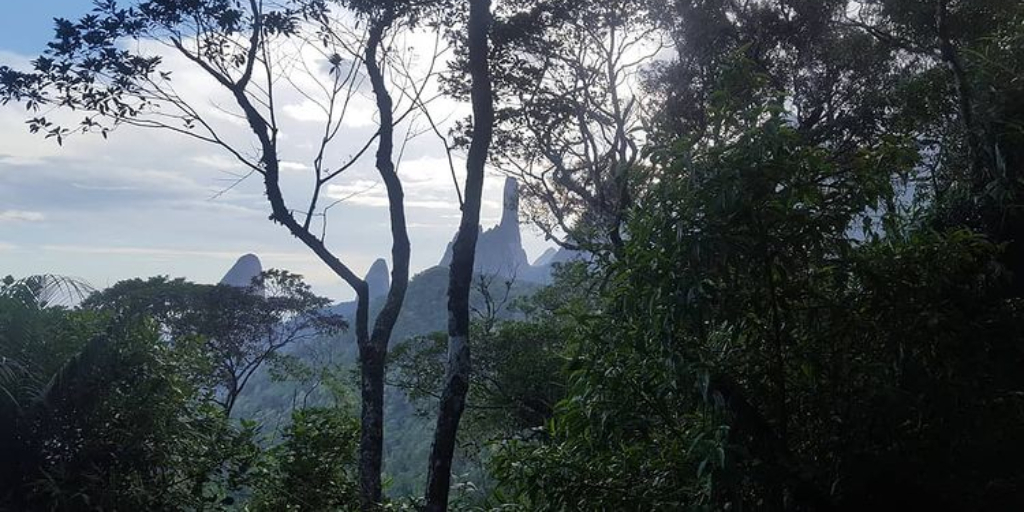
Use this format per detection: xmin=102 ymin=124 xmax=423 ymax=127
xmin=3 ymin=0 xmax=1024 ymax=510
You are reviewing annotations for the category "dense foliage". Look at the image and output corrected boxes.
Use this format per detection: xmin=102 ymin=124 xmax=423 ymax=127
xmin=483 ymin=1 xmax=1024 ymax=511
xmin=0 ymin=273 xmax=356 ymax=511
xmin=492 ymin=115 xmax=1024 ymax=510
xmin=4 ymin=0 xmax=1024 ymax=510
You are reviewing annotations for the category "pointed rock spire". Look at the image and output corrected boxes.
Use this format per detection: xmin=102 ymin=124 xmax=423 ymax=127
xmin=220 ymin=253 xmax=263 ymax=288
xmin=439 ymin=177 xmax=529 ymax=277
xmin=499 ymin=176 xmax=520 ymax=231
xmin=365 ymin=258 xmax=390 ymax=299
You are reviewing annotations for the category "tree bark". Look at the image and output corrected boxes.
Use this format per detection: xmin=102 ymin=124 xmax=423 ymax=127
xmin=423 ymin=0 xmax=494 ymax=509
xmin=358 ymin=12 xmax=411 ymax=510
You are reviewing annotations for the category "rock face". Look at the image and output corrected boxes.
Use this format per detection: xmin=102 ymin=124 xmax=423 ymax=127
xmin=532 ymin=247 xmax=559 ymax=267
xmin=440 ymin=177 xmax=531 ymax=278
xmin=220 ymin=253 xmax=263 ymax=288
xmin=365 ymin=258 xmax=390 ymax=299
xmin=547 ymin=247 xmax=586 ymax=266
xmin=518 ymin=246 xmax=588 ymax=283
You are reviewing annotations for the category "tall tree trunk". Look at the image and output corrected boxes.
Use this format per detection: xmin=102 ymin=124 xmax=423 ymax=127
xmin=253 ymin=18 xmax=402 ymax=509
xmin=265 ymin=158 xmax=374 ymax=504
xmin=423 ymin=0 xmax=494 ymax=509
xmin=172 ymin=4 xmax=407 ymax=508
xmin=358 ymin=12 xmax=411 ymax=510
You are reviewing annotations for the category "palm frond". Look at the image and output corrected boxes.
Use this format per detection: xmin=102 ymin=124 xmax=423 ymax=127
xmin=1 ymin=274 xmax=94 ymax=309
xmin=0 ymin=357 xmax=35 ymax=412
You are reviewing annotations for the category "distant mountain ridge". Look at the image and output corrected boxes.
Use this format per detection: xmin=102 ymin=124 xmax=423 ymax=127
xmin=217 ymin=177 xmax=583 ymax=322
xmin=228 ymin=263 xmax=544 ymax=498
xmin=208 ymin=178 xmax=585 ymax=497
xmin=214 ymin=178 xmax=583 ymax=498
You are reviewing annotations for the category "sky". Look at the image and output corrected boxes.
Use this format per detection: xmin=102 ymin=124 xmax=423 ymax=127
xmin=0 ymin=2 xmax=552 ymax=301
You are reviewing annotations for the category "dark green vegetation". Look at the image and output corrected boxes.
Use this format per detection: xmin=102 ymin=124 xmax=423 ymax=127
xmin=0 ymin=267 xmax=542 ymax=510
xmin=481 ymin=1 xmax=1024 ymax=510
xmin=0 ymin=272 xmax=356 ymax=510
xmin=4 ymin=0 xmax=1024 ymax=510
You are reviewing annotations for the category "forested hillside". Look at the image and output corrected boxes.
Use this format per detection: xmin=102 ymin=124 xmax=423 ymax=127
xmin=3 ymin=0 xmax=1024 ymax=510
xmin=233 ymin=264 xmax=544 ymax=498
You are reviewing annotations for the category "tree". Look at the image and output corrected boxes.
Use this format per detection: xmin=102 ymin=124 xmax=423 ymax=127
xmin=391 ymin=267 xmax=581 ymax=443
xmin=493 ymin=106 xmax=1024 ymax=511
xmin=647 ymin=0 xmax=1024 ymax=278
xmin=423 ymin=0 xmax=495 ymax=508
xmin=487 ymin=12 xmax=1024 ymax=500
xmin=84 ymin=270 xmax=345 ymax=415
xmin=0 ymin=0 xmax=446 ymax=506
xmin=488 ymin=0 xmax=663 ymax=253
xmin=0 ymin=279 xmax=263 ymax=510
xmin=845 ymin=0 xmax=1024 ymax=290
xmin=251 ymin=406 xmax=361 ymax=511
xmin=0 ymin=275 xmax=103 ymax=506
xmin=0 ymin=273 xmax=370 ymax=510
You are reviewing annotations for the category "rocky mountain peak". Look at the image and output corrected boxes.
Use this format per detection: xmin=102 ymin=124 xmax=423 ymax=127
xmin=532 ymin=247 xmax=559 ymax=267
xmin=365 ymin=258 xmax=390 ymax=299
xmin=220 ymin=253 xmax=263 ymax=288
xmin=440 ymin=177 xmax=529 ymax=277
xmin=499 ymin=176 xmax=520 ymax=230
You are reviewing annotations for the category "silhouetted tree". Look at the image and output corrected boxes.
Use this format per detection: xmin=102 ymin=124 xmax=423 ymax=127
xmin=0 ymin=0 xmax=447 ymax=506
xmin=424 ymin=0 xmax=495 ymax=509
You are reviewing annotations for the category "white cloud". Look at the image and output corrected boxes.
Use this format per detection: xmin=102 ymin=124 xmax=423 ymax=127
xmin=280 ymin=161 xmax=310 ymax=172
xmin=325 ymin=180 xmax=382 ymax=203
xmin=324 ymin=179 xmax=458 ymax=210
xmin=0 ymin=210 xmax=45 ymax=222
xmin=39 ymin=244 xmax=312 ymax=262
xmin=398 ymin=155 xmax=464 ymax=189
xmin=283 ymin=96 xmax=378 ymax=128
xmin=0 ymin=29 xmax=556 ymax=301
xmin=193 ymin=154 xmax=246 ymax=171
xmin=0 ymin=155 xmax=47 ymax=167
xmin=168 ymin=199 xmax=265 ymax=217
xmin=408 ymin=199 xmax=459 ymax=209
xmin=71 ymin=182 xmax=140 ymax=192
xmin=283 ymin=99 xmax=329 ymax=123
